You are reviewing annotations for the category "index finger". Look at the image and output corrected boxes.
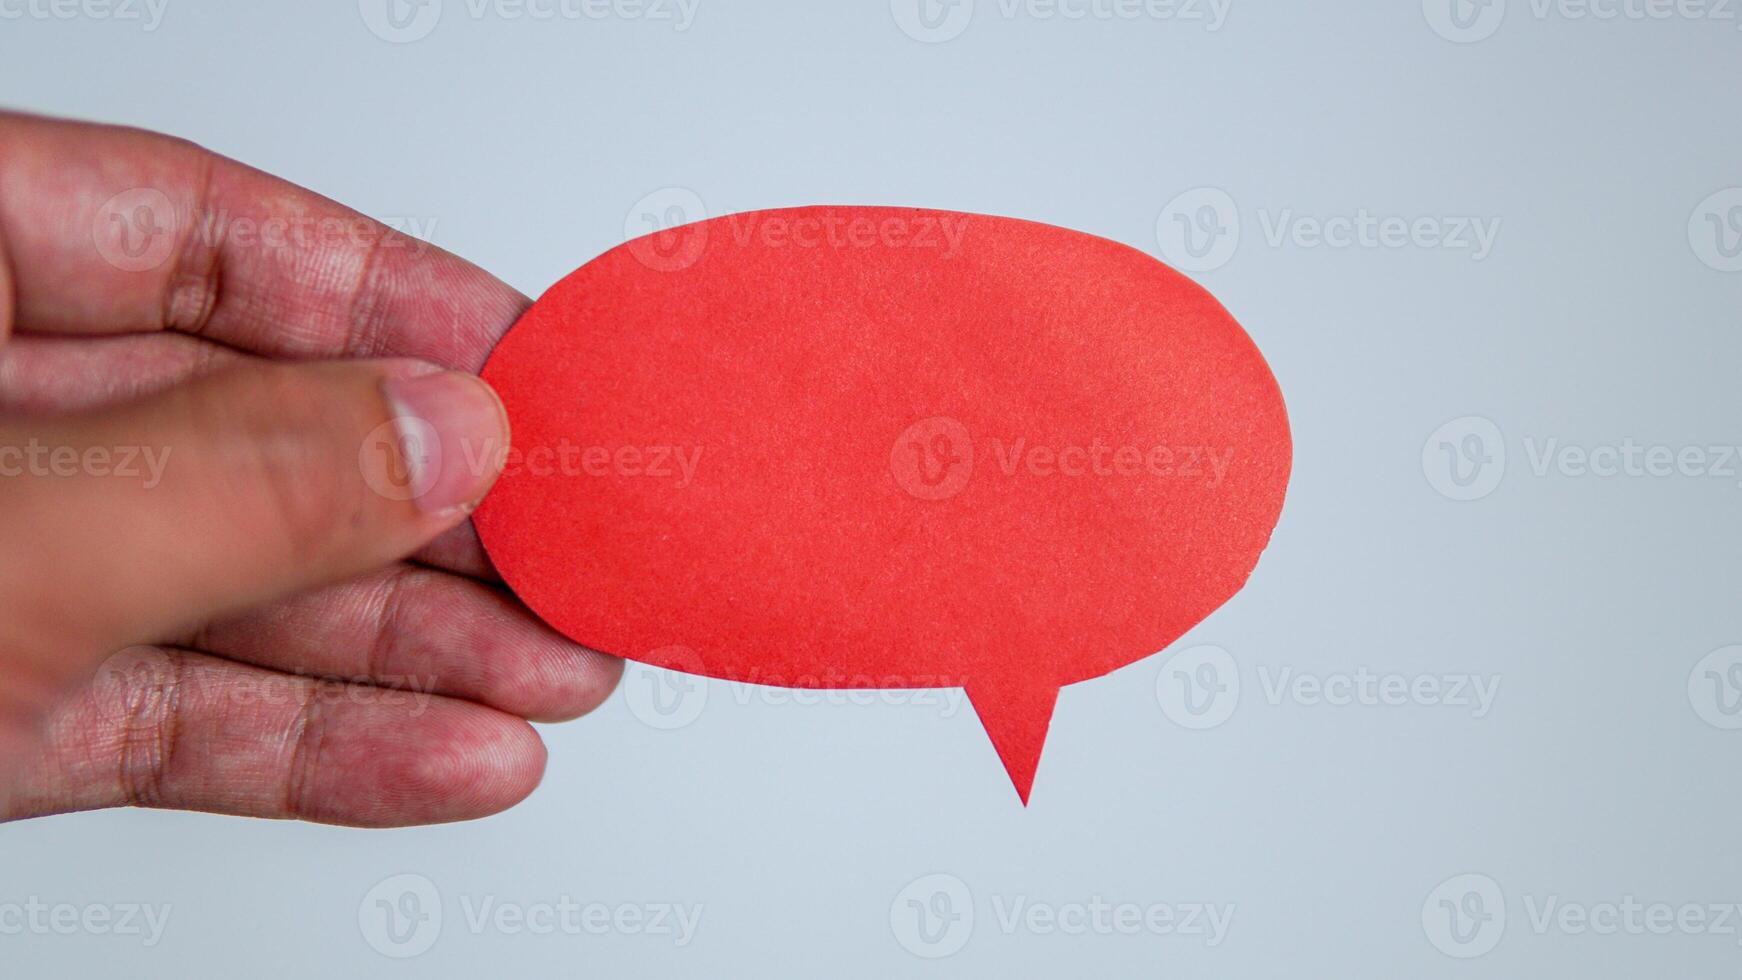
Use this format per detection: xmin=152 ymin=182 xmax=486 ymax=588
xmin=0 ymin=110 xmax=528 ymax=369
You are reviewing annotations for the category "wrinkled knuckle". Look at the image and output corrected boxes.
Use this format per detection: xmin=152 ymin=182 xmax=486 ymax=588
xmin=104 ymin=648 xmax=185 ymax=808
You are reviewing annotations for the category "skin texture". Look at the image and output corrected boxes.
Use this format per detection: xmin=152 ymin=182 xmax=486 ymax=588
xmin=0 ymin=110 xmax=622 ymax=827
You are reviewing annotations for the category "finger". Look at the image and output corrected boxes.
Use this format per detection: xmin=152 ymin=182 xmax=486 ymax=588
xmin=415 ymin=521 xmax=497 ymax=580
xmin=0 ymin=331 xmax=244 ymax=415
xmin=4 ymin=647 xmax=546 ymax=826
xmin=0 ymin=358 xmax=509 ymax=676
xmin=0 ymin=332 xmax=502 ymax=579
xmin=178 ymin=564 xmax=621 ymax=723
xmin=0 ymin=110 xmax=528 ymax=368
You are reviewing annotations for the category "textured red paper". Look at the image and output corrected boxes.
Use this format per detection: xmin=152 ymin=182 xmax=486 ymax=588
xmin=474 ymin=206 xmax=1290 ymax=803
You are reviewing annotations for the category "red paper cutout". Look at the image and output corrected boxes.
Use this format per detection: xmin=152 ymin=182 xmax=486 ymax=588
xmin=474 ymin=206 xmax=1291 ymax=803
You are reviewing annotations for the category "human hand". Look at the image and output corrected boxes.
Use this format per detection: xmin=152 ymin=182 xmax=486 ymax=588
xmin=0 ymin=111 xmax=621 ymax=826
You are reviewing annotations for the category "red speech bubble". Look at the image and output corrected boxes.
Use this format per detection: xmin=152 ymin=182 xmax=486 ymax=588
xmin=474 ymin=206 xmax=1290 ymax=803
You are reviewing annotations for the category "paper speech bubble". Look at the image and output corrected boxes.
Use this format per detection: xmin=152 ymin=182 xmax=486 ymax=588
xmin=473 ymin=206 xmax=1290 ymax=803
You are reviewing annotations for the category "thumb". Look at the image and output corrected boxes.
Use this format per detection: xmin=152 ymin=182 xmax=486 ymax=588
xmin=0 ymin=359 xmax=509 ymax=665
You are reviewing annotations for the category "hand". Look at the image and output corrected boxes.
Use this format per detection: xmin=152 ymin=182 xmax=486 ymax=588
xmin=0 ymin=111 xmax=621 ymax=826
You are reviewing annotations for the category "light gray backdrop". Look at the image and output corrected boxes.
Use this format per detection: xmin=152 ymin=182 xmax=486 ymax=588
xmin=3 ymin=0 xmax=1741 ymax=976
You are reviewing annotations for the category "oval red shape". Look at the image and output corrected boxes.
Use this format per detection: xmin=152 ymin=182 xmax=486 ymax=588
xmin=474 ymin=206 xmax=1290 ymax=800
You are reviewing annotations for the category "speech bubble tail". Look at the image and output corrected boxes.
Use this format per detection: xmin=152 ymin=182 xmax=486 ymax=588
xmin=966 ymin=682 xmax=1060 ymax=805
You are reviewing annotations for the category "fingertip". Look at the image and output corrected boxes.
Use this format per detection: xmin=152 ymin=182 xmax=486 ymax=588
xmin=379 ymin=369 xmax=511 ymax=521
xmin=308 ymin=700 xmax=547 ymax=828
xmin=402 ymin=709 xmax=547 ymax=824
xmin=520 ymin=648 xmax=624 ymax=724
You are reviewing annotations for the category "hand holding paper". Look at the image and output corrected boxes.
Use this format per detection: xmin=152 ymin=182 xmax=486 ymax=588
xmin=476 ymin=206 xmax=1292 ymax=802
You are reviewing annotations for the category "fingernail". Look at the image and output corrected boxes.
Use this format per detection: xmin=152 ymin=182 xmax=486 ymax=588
xmin=381 ymin=371 xmax=509 ymax=516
